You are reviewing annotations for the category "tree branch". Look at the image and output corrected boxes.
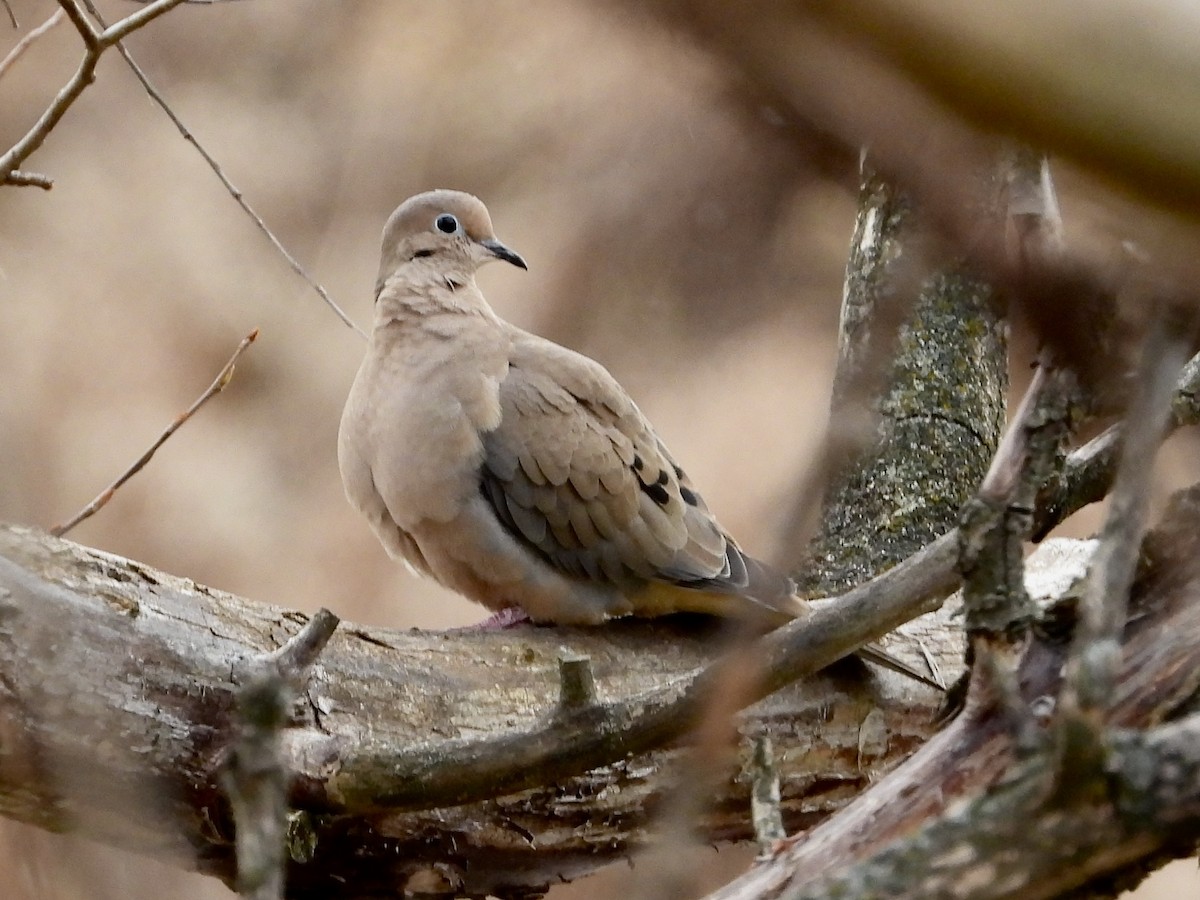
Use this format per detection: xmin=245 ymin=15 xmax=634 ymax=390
xmin=794 ymin=166 xmax=1007 ymax=595
xmin=50 ymin=329 xmax=258 ymax=537
xmin=0 ymin=523 xmax=957 ymax=897
xmin=709 ymin=486 xmax=1200 ymax=898
xmin=78 ymin=0 xmax=365 ymax=337
xmin=0 ymin=0 xmax=187 ymax=185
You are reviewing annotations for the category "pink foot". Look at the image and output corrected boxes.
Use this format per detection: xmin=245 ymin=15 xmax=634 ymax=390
xmin=448 ymin=607 xmax=532 ymax=631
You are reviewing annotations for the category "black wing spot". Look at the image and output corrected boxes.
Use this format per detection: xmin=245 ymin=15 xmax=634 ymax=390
xmin=655 ymin=469 xmax=669 ymax=486
xmin=673 ymin=464 xmax=684 ymax=479
xmin=633 ymin=455 xmax=645 ymax=472
xmin=679 ymin=485 xmax=699 ymax=507
xmin=640 ymin=481 xmax=670 ymax=505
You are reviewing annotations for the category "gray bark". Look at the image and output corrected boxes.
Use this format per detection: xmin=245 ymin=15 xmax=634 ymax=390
xmin=0 ymin=523 xmax=958 ymax=898
xmin=795 ymin=170 xmax=1007 ymax=596
xmin=706 ymin=459 xmax=1200 ymax=900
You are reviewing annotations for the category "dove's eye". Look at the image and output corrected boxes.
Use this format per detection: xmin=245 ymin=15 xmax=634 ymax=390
xmin=435 ymin=214 xmax=460 ymax=234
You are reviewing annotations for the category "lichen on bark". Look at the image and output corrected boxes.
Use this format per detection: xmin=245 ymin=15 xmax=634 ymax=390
xmin=795 ymin=171 xmax=1008 ymax=596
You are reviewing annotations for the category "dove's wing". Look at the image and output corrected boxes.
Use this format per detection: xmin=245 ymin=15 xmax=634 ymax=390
xmin=478 ymin=332 xmax=799 ymax=621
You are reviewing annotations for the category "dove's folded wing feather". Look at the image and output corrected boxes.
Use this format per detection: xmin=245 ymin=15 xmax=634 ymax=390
xmin=479 ymin=333 xmax=798 ymax=619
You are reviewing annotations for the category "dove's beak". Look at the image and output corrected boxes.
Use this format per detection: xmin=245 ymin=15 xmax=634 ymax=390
xmin=481 ymin=238 xmax=528 ymax=270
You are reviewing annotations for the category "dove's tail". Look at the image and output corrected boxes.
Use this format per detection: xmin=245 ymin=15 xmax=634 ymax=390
xmin=634 ymin=547 xmax=944 ymax=691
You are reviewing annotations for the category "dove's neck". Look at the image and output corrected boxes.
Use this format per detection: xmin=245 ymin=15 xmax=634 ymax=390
xmin=372 ymin=269 xmax=496 ymax=327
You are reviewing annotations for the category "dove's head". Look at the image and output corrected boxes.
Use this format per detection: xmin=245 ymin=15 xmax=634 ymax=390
xmin=376 ymin=190 xmax=526 ymax=300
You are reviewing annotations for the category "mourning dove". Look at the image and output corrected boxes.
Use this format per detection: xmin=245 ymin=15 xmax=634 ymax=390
xmin=339 ymin=189 xmax=937 ymax=686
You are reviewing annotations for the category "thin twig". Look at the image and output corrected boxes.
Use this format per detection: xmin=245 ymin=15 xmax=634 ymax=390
xmin=57 ymin=0 xmax=97 ymax=46
xmin=98 ymin=0 xmax=186 ymax=46
xmin=50 ymin=329 xmax=259 ymax=537
xmin=75 ymin=0 xmax=364 ymax=338
xmin=0 ymin=9 xmax=65 ymax=81
xmin=0 ymin=0 xmax=188 ymax=182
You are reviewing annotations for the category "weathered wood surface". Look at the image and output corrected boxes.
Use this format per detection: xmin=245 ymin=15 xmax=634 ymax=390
xmin=711 ymin=493 xmax=1200 ymax=900
xmin=0 ymin=523 xmax=958 ymax=898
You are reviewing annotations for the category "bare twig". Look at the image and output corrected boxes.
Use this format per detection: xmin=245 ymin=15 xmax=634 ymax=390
xmin=75 ymin=0 xmax=365 ymax=337
xmin=0 ymin=9 xmax=65 ymax=80
xmin=958 ymin=354 xmax=1077 ymax=749
xmin=50 ymin=328 xmax=259 ymax=537
xmin=57 ymin=0 xmax=97 ymax=46
xmin=224 ymin=610 xmax=339 ymax=900
xmin=1 ymin=0 xmax=359 ymax=334
xmin=0 ymin=0 xmax=188 ymax=183
xmin=99 ymin=0 xmax=187 ymax=44
xmin=1054 ymin=313 xmax=1193 ymax=791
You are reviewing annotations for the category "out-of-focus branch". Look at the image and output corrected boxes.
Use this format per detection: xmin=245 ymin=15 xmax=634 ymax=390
xmin=0 ymin=9 xmax=64 ymax=81
xmin=710 ymin=487 xmax=1200 ymax=899
xmin=1054 ymin=315 xmax=1194 ymax=792
xmin=809 ymin=0 xmax=1200 ymax=225
xmin=223 ymin=610 xmax=338 ymax=900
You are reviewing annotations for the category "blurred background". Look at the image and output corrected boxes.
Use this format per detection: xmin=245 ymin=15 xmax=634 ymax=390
xmin=1 ymin=1 xmax=1196 ymax=897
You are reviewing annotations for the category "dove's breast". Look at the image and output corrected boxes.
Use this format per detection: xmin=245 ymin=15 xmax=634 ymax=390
xmin=339 ymin=314 xmax=509 ymax=538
